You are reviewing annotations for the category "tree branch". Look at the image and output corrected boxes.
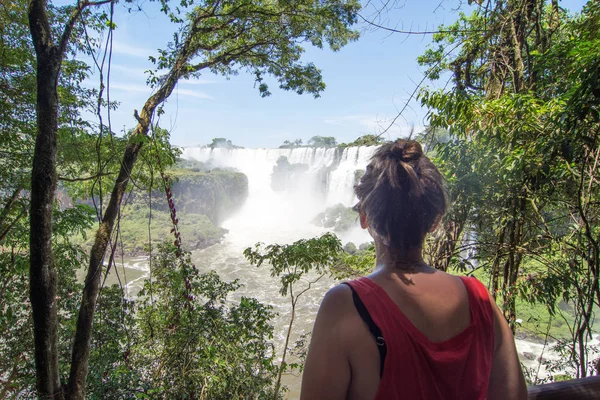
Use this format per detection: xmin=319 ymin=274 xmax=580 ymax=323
xmin=58 ymin=0 xmax=115 ymax=58
xmin=58 ymin=172 xmax=113 ymax=182
xmin=28 ymin=0 xmax=54 ymax=54
xmin=0 ymin=209 xmax=26 ymax=244
xmin=0 ymin=188 xmax=22 ymax=230
xmin=376 ymin=41 xmax=462 ymax=137
xmin=358 ymin=13 xmax=486 ymax=35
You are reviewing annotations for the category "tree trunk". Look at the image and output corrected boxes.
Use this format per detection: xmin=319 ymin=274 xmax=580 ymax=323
xmin=66 ymin=141 xmax=143 ymax=399
xmin=501 ymin=191 xmax=527 ymax=334
xmin=66 ymin=67 xmax=182 ymax=400
xmin=507 ymin=0 xmax=526 ymax=93
xmin=274 ymin=295 xmax=296 ymax=400
xmin=28 ymin=27 xmax=64 ymax=400
xmin=490 ymin=225 xmax=506 ymax=301
xmin=28 ymin=0 xmax=65 ymax=396
xmin=432 ymin=209 xmax=468 ymax=272
xmin=28 ymin=1 xmax=116 ymax=397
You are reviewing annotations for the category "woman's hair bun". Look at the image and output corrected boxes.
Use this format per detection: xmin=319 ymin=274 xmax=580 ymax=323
xmin=389 ymin=140 xmax=423 ymax=162
xmin=354 ymin=139 xmax=447 ymax=253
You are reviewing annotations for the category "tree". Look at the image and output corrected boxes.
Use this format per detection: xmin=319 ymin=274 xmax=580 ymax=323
xmin=338 ymin=134 xmax=385 ymax=148
xmin=244 ymin=233 xmax=343 ymax=399
xmin=208 ymin=137 xmax=241 ymax=149
xmin=26 ymin=0 xmax=360 ymax=398
xmin=0 ymin=2 xmax=147 ymax=398
xmin=0 ymin=0 xmax=35 ymax=245
xmin=307 ymin=135 xmax=337 ymax=147
xmin=332 ymin=243 xmax=377 ymax=279
xmin=26 ymin=1 xmax=116 ymax=398
xmin=279 ymin=138 xmax=303 ymax=149
xmin=135 ymin=243 xmax=279 ymax=399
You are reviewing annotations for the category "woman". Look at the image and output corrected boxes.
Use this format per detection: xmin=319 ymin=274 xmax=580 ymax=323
xmin=300 ymin=140 xmax=527 ymax=400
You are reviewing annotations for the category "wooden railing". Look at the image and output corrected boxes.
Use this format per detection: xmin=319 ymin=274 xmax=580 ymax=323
xmin=528 ymin=376 xmax=600 ymax=399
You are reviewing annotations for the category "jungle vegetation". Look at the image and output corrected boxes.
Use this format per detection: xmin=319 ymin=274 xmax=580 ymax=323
xmin=1 ymin=0 xmax=599 ymax=398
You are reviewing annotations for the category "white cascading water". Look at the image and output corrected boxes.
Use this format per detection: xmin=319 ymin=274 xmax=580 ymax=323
xmin=181 ymin=146 xmax=378 ymax=245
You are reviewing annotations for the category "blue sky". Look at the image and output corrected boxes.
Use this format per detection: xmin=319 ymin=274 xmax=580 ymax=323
xmin=63 ymin=0 xmax=588 ymax=148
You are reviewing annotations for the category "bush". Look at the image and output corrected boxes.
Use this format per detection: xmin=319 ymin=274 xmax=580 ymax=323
xmin=134 ymin=242 xmax=280 ymax=399
xmin=312 ymin=204 xmax=358 ymax=232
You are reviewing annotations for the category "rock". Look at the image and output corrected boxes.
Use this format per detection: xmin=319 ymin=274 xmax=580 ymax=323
xmin=344 ymin=242 xmax=357 ymax=254
xmin=359 ymin=242 xmax=372 ymax=251
xmin=537 ymin=355 xmax=547 ymax=364
xmin=522 ymin=352 xmax=536 ymax=361
xmin=312 ymin=204 xmax=358 ymax=232
xmin=171 ymin=168 xmax=249 ymax=224
xmin=271 ymin=156 xmax=309 ymax=192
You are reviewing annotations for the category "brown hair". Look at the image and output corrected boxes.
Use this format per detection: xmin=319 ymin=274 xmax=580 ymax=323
xmin=354 ymin=139 xmax=448 ymax=252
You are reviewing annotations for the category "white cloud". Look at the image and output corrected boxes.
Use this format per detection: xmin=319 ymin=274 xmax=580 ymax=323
xmin=110 ymin=83 xmax=152 ymax=93
xmin=110 ymin=66 xmax=215 ymax=84
xmin=110 ymin=64 xmax=149 ymax=76
xmin=173 ymin=88 xmax=213 ymax=99
xmin=112 ymin=41 xmax=155 ymax=58
xmin=179 ymin=78 xmax=218 ymax=85
xmin=110 ymin=83 xmax=213 ymax=100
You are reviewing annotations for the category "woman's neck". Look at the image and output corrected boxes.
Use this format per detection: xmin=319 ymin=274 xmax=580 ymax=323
xmin=374 ymin=241 xmax=428 ymax=271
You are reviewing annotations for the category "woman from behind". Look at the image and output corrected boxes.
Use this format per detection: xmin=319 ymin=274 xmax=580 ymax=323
xmin=300 ymin=139 xmax=527 ymax=400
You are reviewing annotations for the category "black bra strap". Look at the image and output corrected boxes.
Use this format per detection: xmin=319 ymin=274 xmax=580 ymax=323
xmin=342 ymin=283 xmax=387 ymax=377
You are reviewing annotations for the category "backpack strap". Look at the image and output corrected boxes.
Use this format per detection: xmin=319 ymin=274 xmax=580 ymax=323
xmin=343 ymin=282 xmax=387 ymax=377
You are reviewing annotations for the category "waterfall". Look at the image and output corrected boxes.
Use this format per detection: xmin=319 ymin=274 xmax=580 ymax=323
xmin=180 ymin=146 xmax=378 ymax=246
xmin=181 ymin=146 xmax=377 ymax=206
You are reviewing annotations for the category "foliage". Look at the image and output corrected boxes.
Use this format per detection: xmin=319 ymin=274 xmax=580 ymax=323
xmin=85 ymin=286 xmax=141 ymax=400
xmin=17 ymin=0 xmax=362 ymax=396
xmin=312 ymin=203 xmax=359 ymax=232
xmin=172 ymin=158 xmax=210 ymax=171
xmin=84 ymin=204 xmax=226 ymax=256
xmin=245 ymin=232 xmax=342 ymax=298
xmin=278 ymin=136 xmax=339 ymax=148
xmin=338 ymin=134 xmax=385 ymax=148
xmin=149 ymin=0 xmax=361 ymax=99
xmin=168 ymin=166 xmax=248 ymax=223
xmin=332 ymin=243 xmax=377 ymax=280
xmin=418 ymin=0 xmax=600 ymax=379
xmin=135 ymin=242 xmax=280 ymax=399
xmin=0 ymin=0 xmax=99 ymax=244
xmin=0 ymin=203 xmax=96 ymax=398
xmin=0 ymin=2 xmax=104 ymax=388
xmin=279 ymin=139 xmax=303 ymax=149
xmin=208 ymin=137 xmax=243 ymax=149
xmin=307 ymin=135 xmax=337 ymax=147
xmin=343 ymin=242 xmax=357 ymax=254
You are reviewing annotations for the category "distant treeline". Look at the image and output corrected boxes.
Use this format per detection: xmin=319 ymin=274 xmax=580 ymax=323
xmin=280 ymin=134 xmax=386 ymax=149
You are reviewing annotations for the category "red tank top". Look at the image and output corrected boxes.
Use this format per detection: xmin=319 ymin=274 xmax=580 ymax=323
xmin=347 ymin=276 xmax=494 ymax=400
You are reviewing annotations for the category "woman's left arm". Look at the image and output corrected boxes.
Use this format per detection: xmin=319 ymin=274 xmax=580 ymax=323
xmin=300 ymin=285 xmax=353 ymax=400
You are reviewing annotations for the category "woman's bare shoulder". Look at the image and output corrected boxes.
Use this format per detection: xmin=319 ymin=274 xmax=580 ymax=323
xmin=317 ymin=283 xmax=368 ymax=338
xmin=319 ymin=284 xmax=354 ymax=315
